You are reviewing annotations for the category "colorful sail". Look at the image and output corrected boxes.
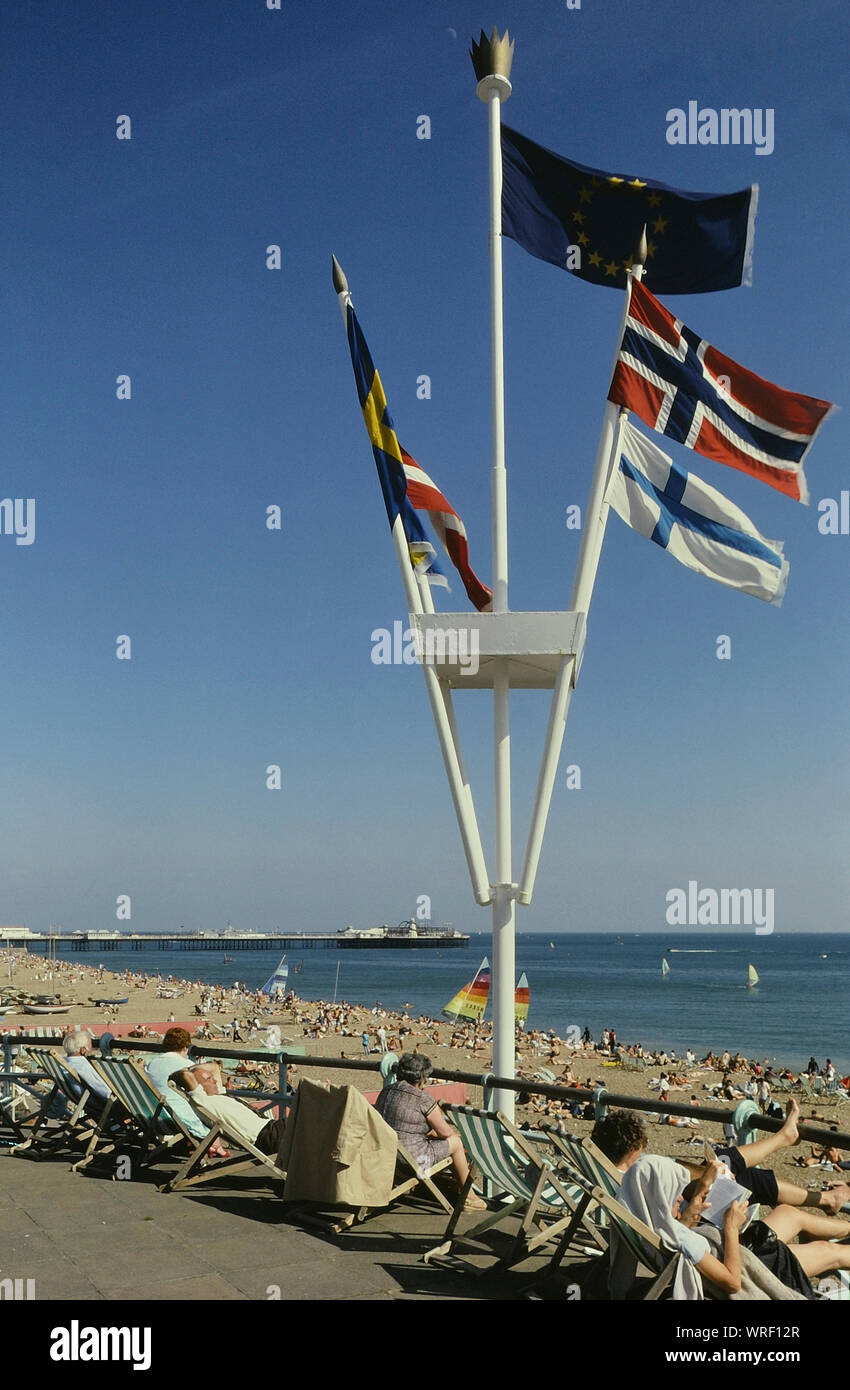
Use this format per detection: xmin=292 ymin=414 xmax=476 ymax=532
xmin=514 ymin=972 xmax=530 ymax=1027
xmin=661 ymin=957 xmax=670 ymax=976
xmin=260 ymin=955 xmax=289 ymax=999
xmin=442 ymin=957 xmax=490 ymax=1021
xmin=746 ymin=963 xmax=759 ymax=988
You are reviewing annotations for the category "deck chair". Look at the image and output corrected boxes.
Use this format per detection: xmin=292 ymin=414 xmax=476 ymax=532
xmin=159 ymin=1090 xmax=289 ymax=1195
xmin=571 ymin=1175 xmax=684 ymax=1299
xmin=799 ymin=1075 xmax=817 ymax=1103
xmin=279 ymin=1079 xmax=453 ymax=1231
xmin=90 ymin=1056 xmax=198 ymax=1170
xmin=10 ymin=1050 xmax=112 ymax=1164
xmin=422 ymin=1106 xmax=609 ymax=1274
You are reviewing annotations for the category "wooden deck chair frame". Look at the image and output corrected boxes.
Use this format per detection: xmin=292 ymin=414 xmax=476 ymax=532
xmin=90 ymin=1056 xmax=197 ymax=1170
xmin=11 ymin=1050 xmax=109 ymax=1164
xmin=158 ymin=1102 xmax=288 ymax=1194
xmin=328 ymin=1142 xmax=454 ymax=1231
xmin=38 ymin=1050 xmax=122 ymax=1173
xmin=423 ymin=1106 xmax=608 ymax=1275
xmin=571 ymin=1178 xmax=682 ymax=1300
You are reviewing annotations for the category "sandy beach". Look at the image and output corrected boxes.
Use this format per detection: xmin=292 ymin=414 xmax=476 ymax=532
xmin=3 ymin=948 xmax=846 ymax=1199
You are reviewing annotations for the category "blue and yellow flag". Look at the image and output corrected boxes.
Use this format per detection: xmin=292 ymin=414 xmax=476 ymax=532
xmin=345 ymin=302 xmax=445 ymax=585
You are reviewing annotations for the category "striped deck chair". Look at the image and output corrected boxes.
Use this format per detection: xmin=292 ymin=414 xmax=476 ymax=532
xmin=570 ymin=1176 xmax=684 ymax=1300
xmin=90 ymin=1056 xmax=197 ymax=1170
xmin=11 ymin=1050 xmax=112 ymax=1165
xmin=160 ymin=1092 xmax=289 ymax=1194
xmin=422 ymin=1106 xmax=608 ymax=1274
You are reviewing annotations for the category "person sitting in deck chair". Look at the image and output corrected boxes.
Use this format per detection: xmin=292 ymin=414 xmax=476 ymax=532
xmin=145 ymin=1027 xmax=230 ymax=1159
xmin=174 ymin=1064 xmax=285 ymax=1156
xmin=374 ymin=1053 xmax=485 ymax=1210
xmin=591 ymin=1103 xmax=850 ymax=1220
xmin=63 ymin=1029 xmax=110 ymax=1114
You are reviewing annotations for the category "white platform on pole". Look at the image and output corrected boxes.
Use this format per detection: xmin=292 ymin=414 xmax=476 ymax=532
xmin=408 ymin=611 xmax=586 ymax=689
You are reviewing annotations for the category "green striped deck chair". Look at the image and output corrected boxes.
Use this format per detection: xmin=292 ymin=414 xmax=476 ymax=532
xmin=11 ymin=1050 xmax=111 ymax=1165
xmin=422 ymin=1106 xmax=608 ymax=1274
xmin=90 ymin=1056 xmax=196 ymax=1169
xmin=573 ymin=1177 xmax=682 ymax=1300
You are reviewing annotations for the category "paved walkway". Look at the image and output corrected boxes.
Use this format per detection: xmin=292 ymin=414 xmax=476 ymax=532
xmin=0 ymin=1149 xmax=565 ymax=1302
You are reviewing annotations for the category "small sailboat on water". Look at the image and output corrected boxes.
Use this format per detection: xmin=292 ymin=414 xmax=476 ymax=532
xmin=661 ymin=957 xmax=670 ymax=976
xmin=746 ymin=963 xmax=759 ymax=989
xmin=260 ymin=954 xmax=289 ymax=1000
xmin=442 ymin=958 xmax=490 ymax=1022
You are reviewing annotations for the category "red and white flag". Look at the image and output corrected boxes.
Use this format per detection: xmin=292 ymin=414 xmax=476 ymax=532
xmin=400 ymin=447 xmax=492 ymax=612
xmin=608 ymin=277 xmax=834 ymax=503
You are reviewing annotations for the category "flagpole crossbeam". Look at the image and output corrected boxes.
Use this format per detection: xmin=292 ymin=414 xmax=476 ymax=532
xmin=408 ymin=611 xmax=586 ymax=690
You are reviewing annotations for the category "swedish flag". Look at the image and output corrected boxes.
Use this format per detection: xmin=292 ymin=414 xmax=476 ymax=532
xmin=345 ymin=303 xmax=445 ymax=585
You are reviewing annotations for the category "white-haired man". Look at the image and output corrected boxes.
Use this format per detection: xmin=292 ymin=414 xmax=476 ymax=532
xmin=62 ymin=1028 xmax=110 ymax=1108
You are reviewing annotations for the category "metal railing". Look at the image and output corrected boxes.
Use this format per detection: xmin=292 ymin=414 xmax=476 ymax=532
xmin=3 ymin=1031 xmax=848 ymax=1153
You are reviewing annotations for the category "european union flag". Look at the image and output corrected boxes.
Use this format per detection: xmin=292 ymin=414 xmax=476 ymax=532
xmin=501 ymin=125 xmax=757 ymax=295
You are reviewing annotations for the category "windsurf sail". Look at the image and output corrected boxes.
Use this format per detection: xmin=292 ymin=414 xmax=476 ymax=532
xmin=746 ymin=963 xmax=759 ymax=988
xmin=514 ymin=972 xmax=529 ymax=1027
xmin=260 ymin=955 xmax=289 ymax=999
xmin=661 ymin=957 xmax=670 ymax=976
xmin=442 ymin=957 xmax=490 ymax=1021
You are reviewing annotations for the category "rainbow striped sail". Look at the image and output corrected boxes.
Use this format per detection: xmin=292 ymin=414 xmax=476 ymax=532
xmin=442 ymin=958 xmax=490 ymax=1022
xmin=514 ymin=972 xmax=530 ymax=1028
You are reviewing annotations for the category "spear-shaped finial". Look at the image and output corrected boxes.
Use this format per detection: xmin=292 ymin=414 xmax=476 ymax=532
xmin=470 ymin=27 xmax=514 ymax=101
xmin=632 ymin=225 xmax=648 ymax=271
xmin=331 ymin=254 xmax=349 ymax=295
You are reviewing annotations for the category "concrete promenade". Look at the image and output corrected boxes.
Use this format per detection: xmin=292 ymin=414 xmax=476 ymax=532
xmin=0 ymin=1149 xmax=558 ymax=1302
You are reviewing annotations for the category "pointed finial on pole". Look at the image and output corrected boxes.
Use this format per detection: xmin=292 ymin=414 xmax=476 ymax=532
xmin=331 ymin=254 xmax=349 ymax=295
xmin=632 ymin=225 xmax=648 ymax=271
xmin=470 ymin=27 xmax=514 ymax=101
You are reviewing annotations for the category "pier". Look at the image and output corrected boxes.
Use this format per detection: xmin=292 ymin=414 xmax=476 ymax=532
xmin=18 ymin=930 xmax=469 ymax=954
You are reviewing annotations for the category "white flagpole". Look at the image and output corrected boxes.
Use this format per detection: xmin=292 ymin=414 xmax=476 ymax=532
xmin=518 ymin=235 xmax=646 ymax=903
xmin=332 ymin=258 xmax=492 ymax=905
xmin=472 ymin=28 xmax=515 ymax=1116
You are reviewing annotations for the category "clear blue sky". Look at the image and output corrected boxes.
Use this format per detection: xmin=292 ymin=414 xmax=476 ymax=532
xmin=1 ymin=0 xmax=847 ymax=937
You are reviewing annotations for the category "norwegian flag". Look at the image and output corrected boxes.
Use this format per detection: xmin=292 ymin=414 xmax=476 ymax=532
xmin=400 ymin=447 xmax=492 ymax=612
xmin=608 ymin=277 xmax=834 ymax=503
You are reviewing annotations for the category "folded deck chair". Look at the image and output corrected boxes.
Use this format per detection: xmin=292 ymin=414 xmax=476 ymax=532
xmin=422 ymin=1106 xmax=608 ymax=1275
xmin=279 ymin=1079 xmax=453 ymax=1230
xmin=159 ymin=1088 xmax=288 ymax=1194
xmin=90 ymin=1056 xmax=198 ymax=1171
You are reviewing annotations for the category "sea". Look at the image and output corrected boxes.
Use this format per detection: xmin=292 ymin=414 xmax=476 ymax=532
xmin=24 ymin=931 xmax=849 ymax=1075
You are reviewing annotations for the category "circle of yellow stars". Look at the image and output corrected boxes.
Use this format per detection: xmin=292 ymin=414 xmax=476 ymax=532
xmin=568 ymin=174 xmax=670 ymax=277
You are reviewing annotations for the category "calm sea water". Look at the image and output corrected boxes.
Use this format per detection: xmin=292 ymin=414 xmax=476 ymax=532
xmin=25 ymin=931 xmax=849 ymax=1074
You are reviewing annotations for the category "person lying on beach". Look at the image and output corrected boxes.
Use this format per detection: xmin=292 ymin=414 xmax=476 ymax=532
xmin=655 ymin=1088 xmax=700 ymax=1128
xmin=794 ymin=1144 xmax=850 ymax=1171
xmin=174 ymin=1064 xmax=284 ymax=1155
xmin=373 ymin=1053 xmax=486 ymax=1210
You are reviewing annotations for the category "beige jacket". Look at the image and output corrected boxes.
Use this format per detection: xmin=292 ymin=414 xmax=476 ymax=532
xmin=278 ymin=1080 xmax=398 ymax=1207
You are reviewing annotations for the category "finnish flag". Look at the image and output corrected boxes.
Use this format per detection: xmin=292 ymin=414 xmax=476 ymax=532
xmin=606 ymin=421 xmax=789 ymax=604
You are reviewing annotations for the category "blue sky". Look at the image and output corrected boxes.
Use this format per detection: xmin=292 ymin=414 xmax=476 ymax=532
xmin=0 ymin=0 xmax=847 ymax=938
